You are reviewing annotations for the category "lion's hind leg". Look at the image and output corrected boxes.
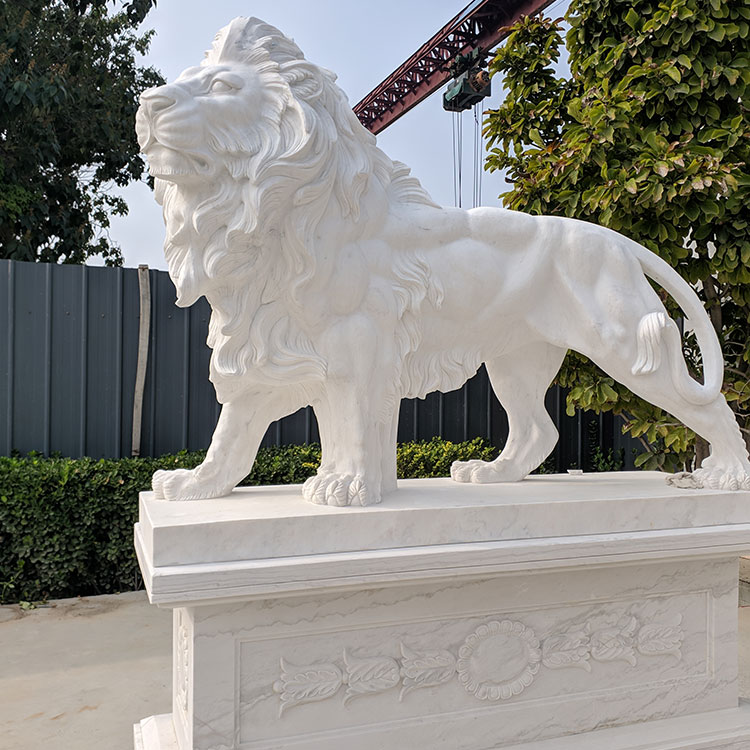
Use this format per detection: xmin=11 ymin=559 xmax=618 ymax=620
xmin=607 ymin=366 xmax=749 ymax=490
xmin=578 ymin=319 xmax=750 ymax=491
xmin=451 ymin=342 xmax=566 ymax=484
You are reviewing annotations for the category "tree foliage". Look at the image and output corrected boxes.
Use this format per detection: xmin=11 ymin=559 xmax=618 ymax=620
xmin=0 ymin=0 xmax=163 ymax=265
xmin=484 ymin=0 xmax=750 ymax=470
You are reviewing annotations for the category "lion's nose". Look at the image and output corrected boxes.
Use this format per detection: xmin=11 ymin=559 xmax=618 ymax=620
xmin=141 ymin=88 xmax=176 ymax=114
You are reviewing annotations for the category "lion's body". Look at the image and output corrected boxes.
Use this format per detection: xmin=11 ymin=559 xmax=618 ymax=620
xmin=136 ymin=17 xmax=750 ymax=505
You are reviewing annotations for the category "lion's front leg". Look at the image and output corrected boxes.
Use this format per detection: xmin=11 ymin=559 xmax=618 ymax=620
xmin=302 ymin=315 xmax=398 ymax=507
xmin=303 ymin=384 xmax=390 ymax=507
xmin=152 ymin=393 xmax=282 ymax=501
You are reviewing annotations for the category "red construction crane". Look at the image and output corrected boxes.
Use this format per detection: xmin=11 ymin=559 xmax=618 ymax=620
xmin=353 ymin=0 xmax=556 ymax=134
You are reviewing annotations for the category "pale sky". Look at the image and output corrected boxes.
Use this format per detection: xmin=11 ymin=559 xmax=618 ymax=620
xmin=107 ymin=0 xmax=570 ymax=270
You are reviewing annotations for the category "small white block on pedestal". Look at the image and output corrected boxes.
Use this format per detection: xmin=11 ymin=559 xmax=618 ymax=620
xmin=134 ymin=473 xmax=750 ymax=749
xmin=134 ymin=714 xmax=178 ymax=750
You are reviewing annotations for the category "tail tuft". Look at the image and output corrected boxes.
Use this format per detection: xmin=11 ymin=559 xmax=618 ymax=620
xmin=632 ymin=312 xmax=671 ymax=376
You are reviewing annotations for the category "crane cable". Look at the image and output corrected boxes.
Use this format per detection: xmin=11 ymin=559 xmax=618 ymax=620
xmin=473 ymin=102 xmax=483 ymax=209
xmin=451 ymin=104 xmax=486 ymax=440
xmin=452 ymin=111 xmax=462 ymax=208
xmin=452 ymin=105 xmax=484 ymax=209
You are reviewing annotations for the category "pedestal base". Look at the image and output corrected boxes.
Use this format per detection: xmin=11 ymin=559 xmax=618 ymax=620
xmin=135 ymin=704 xmax=750 ymax=750
xmin=509 ymin=703 xmax=750 ymax=749
xmin=134 ymin=473 xmax=750 ymax=749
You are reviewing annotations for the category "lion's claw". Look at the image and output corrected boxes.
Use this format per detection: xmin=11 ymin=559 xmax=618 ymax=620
xmin=668 ymin=467 xmax=750 ymax=491
xmin=451 ymin=458 xmax=525 ymax=484
xmin=450 ymin=459 xmax=483 ymax=483
xmin=348 ymin=476 xmax=368 ymax=506
xmin=151 ymin=468 xmax=232 ymax=501
xmin=324 ymin=476 xmax=347 ymax=506
xmin=303 ymin=475 xmax=326 ymax=505
xmin=302 ymin=471 xmax=378 ymax=506
xmin=152 ymin=469 xmax=169 ymax=499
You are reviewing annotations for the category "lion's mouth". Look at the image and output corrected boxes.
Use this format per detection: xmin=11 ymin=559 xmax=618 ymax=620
xmin=144 ymin=143 xmax=211 ymax=181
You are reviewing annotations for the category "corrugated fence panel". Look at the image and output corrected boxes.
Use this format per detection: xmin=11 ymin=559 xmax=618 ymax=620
xmin=85 ymin=266 xmax=124 ymax=458
xmin=49 ymin=263 xmax=86 ymax=458
xmin=11 ymin=260 xmax=51 ymax=455
xmin=0 ymin=259 xmax=640 ymax=470
xmin=187 ymin=298 xmax=219 ymax=452
xmin=149 ymin=270 xmax=190 ymax=457
xmin=0 ymin=261 xmax=13 ymax=456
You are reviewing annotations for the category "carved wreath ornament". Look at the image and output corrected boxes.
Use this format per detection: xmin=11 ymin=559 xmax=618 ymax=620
xmin=457 ymin=620 xmax=541 ymax=700
xmin=272 ymin=615 xmax=683 ymax=715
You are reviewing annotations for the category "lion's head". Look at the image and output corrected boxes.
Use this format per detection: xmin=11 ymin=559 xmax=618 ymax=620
xmin=137 ymin=17 xmax=393 ymax=301
xmin=137 ymin=19 xmax=312 ymax=186
xmin=136 ymin=17 xmax=436 ymax=396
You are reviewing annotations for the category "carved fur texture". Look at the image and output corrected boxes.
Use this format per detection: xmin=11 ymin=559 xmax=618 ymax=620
xmin=136 ymin=17 xmax=750 ymax=504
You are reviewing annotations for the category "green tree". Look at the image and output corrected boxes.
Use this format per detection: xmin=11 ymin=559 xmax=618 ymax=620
xmin=0 ymin=0 xmax=163 ymax=265
xmin=484 ymin=1 xmax=750 ymax=470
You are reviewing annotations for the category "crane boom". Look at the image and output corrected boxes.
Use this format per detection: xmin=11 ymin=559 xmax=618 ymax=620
xmin=353 ymin=0 xmax=555 ymax=134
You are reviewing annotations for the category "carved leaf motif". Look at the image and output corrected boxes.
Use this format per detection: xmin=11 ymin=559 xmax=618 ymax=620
xmin=541 ymin=624 xmax=592 ymax=672
xmin=398 ymin=643 xmax=456 ymax=700
xmin=591 ymin=615 xmax=638 ymax=667
xmin=637 ymin=621 xmax=684 ymax=660
xmin=343 ymin=650 xmax=400 ymax=705
xmin=273 ymin=658 xmax=343 ymax=716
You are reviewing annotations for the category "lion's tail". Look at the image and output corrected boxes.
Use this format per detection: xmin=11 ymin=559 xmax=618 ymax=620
xmin=629 ymin=240 xmax=723 ymax=406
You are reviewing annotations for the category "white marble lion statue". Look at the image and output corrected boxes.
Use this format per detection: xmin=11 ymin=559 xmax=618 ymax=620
xmin=135 ymin=17 xmax=750 ymax=505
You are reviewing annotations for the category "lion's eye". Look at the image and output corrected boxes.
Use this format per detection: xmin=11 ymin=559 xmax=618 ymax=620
xmin=210 ymin=79 xmax=234 ymax=94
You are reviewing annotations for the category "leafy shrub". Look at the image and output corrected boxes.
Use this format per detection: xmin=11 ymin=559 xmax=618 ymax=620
xmin=0 ymin=438 xmax=499 ymax=604
xmin=397 ymin=437 xmax=498 ymax=478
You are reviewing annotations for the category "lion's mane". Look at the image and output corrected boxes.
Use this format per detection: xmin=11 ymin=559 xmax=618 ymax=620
xmin=155 ymin=18 xmax=440 ymax=402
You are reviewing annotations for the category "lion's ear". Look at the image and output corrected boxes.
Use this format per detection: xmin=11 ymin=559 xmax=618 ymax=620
xmin=281 ymin=62 xmax=328 ymax=101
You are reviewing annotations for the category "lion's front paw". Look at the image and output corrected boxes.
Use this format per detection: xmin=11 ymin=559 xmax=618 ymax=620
xmin=450 ymin=458 xmax=526 ymax=484
xmin=152 ymin=468 xmax=233 ymax=501
xmin=667 ymin=467 xmax=750 ymax=491
xmin=302 ymin=472 xmax=380 ymax=507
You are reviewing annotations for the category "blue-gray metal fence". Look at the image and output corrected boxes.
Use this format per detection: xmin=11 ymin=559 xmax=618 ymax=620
xmin=0 ymin=258 xmax=638 ymax=469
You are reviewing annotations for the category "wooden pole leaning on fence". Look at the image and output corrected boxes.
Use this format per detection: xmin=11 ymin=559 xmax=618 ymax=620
xmin=132 ymin=264 xmax=151 ymax=457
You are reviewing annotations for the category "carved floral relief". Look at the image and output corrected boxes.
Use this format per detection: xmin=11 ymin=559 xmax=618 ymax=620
xmin=399 ymin=643 xmax=457 ymax=700
xmin=273 ymin=659 xmax=343 ymax=716
xmin=271 ymin=612 xmax=684 ymax=716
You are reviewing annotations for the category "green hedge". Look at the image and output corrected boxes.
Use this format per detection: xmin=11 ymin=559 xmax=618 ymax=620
xmin=0 ymin=438 xmax=498 ymax=604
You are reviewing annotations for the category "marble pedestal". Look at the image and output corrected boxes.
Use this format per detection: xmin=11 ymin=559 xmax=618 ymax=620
xmin=133 ymin=472 xmax=750 ymax=750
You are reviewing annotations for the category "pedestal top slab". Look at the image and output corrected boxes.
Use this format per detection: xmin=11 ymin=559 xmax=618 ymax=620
xmin=135 ymin=472 xmax=750 ymax=605
xmin=138 ymin=472 xmax=750 ymax=567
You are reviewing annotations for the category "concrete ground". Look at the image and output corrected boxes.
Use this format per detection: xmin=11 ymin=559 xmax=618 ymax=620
xmin=0 ymin=592 xmax=171 ymax=750
xmin=1 ymin=593 xmax=750 ymax=750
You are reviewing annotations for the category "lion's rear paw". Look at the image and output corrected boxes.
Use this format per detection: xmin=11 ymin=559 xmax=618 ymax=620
xmin=450 ymin=458 xmax=526 ymax=484
xmin=667 ymin=467 xmax=750 ymax=491
xmin=302 ymin=472 xmax=380 ymax=507
xmin=152 ymin=468 xmax=232 ymax=501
